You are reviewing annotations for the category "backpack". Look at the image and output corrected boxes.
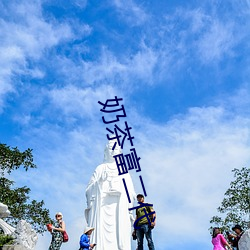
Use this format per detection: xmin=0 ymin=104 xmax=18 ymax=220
xmin=136 ymin=205 xmax=155 ymax=229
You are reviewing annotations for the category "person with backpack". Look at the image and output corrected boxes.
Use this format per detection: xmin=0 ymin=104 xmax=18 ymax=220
xmin=133 ymin=194 xmax=156 ymax=250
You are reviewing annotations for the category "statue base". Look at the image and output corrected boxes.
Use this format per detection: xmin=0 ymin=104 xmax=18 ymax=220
xmin=1 ymin=245 xmax=26 ymax=250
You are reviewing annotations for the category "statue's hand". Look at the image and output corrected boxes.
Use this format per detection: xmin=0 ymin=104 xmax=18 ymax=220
xmin=102 ymin=170 xmax=108 ymax=181
xmin=129 ymin=213 xmax=135 ymax=224
xmin=88 ymin=195 xmax=96 ymax=207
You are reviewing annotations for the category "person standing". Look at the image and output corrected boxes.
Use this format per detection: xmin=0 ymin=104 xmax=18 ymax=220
xmin=231 ymin=225 xmax=244 ymax=250
xmin=212 ymin=227 xmax=232 ymax=250
xmin=48 ymin=212 xmax=66 ymax=250
xmin=133 ymin=194 xmax=156 ymax=250
xmin=79 ymin=227 xmax=96 ymax=250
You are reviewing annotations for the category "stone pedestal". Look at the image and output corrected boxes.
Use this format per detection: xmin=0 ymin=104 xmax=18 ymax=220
xmin=2 ymin=246 xmax=26 ymax=250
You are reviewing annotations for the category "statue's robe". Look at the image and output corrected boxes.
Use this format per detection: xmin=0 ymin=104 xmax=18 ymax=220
xmin=85 ymin=162 xmax=136 ymax=250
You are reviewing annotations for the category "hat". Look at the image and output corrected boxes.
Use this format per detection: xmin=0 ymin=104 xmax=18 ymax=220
xmin=232 ymin=225 xmax=243 ymax=231
xmin=55 ymin=212 xmax=63 ymax=218
xmin=84 ymin=227 xmax=94 ymax=234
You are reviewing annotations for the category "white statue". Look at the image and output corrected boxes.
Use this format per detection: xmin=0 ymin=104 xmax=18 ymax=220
xmin=239 ymin=229 xmax=250 ymax=250
xmin=13 ymin=220 xmax=38 ymax=250
xmin=0 ymin=203 xmax=37 ymax=250
xmin=0 ymin=202 xmax=15 ymax=235
xmin=85 ymin=139 xmax=136 ymax=250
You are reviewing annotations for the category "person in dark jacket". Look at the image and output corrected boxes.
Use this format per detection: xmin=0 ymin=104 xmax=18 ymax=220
xmin=230 ymin=225 xmax=244 ymax=250
xmin=79 ymin=227 xmax=96 ymax=250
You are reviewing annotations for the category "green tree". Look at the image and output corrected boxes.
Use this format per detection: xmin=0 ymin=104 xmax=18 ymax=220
xmin=0 ymin=143 xmax=52 ymax=233
xmin=210 ymin=167 xmax=250 ymax=232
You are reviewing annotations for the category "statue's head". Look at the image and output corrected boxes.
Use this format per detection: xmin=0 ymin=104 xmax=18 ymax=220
xmin=0 ymin=202 xmax=10 ymax=218
xmin=103 ymin=138 xmax=122 ymax=163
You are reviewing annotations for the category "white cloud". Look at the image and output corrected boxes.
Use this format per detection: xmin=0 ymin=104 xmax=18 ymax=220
xmin=0 ymin=2 xmax=73 ymax=58
xmin=0 ymin=45 xmax=25 ymax=110
xmin=127 ymin=43 xmax=158 ymax=84
xmin=73 ymin=0 xmax=87 ymax=9
xmin=112 ymin=0 xmax=148 ymax=26
xmin=196 ymin=20 xmax=235 ymax=63
xmin=223 ymin=84 xmax=250 ymax=115
xmin=0 ymin=1 xmax=75 ymax=111
xmin=81 ymin=45 xmax=158 ymax=86
xmin=188 ymin=8 xmax=210 ymax=33
xmin=48 ymin=84 xmax=119 ymax=120
xmin=159 ymin=7 xmax=240 ymax=68
xmin=82 ymin=48 xmax=127 ymax=85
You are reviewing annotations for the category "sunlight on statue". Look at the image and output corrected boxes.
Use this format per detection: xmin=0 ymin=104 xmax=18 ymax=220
xmin=0 ymin=202 xmax=15 ymax=235
xmin=85 ymin=139 xmax=136 ymax=250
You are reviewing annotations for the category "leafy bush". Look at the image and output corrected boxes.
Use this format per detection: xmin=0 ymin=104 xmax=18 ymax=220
xmin=0 ymin=234 xmax=14 ymax=247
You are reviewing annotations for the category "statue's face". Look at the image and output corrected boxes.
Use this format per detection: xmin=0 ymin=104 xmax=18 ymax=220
xmin=104 ymin=139 xmax=122 ymax=162
xmin=108 ymin=140 xmax=121 ymax=156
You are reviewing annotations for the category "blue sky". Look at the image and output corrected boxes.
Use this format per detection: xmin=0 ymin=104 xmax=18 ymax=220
xmin=1 ymin=0 xmax=250 ymax=249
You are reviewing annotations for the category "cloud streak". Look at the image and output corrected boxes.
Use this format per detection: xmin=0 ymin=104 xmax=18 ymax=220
xmin=112 ymin=0 xmax=148 ymax=26
xmin=0 ymin=0 xmax=74 ymax=110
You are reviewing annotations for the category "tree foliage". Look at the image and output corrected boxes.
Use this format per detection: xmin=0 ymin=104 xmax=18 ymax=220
xmin=0 ymin=144 xmax=36 ymax=175
xmin=0 ymin=143 xmax=52 ymax=233
xmin=210 ymin=167 xmax=250 ymax=232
